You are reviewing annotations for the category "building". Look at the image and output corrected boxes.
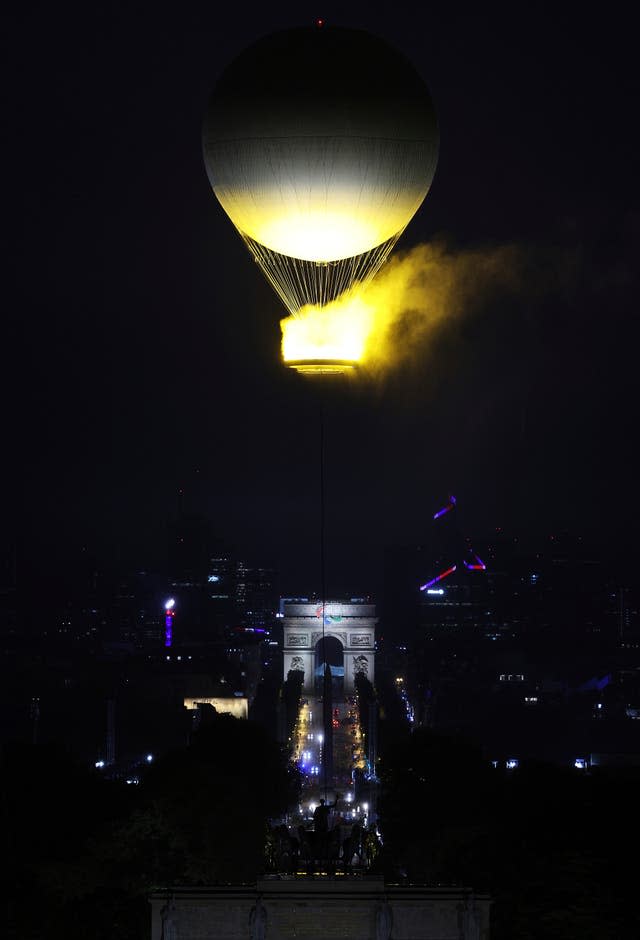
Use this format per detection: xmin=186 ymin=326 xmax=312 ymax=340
xmin=236 ymin=563 xmax=278 ymax=631
xmin=150 ymin=878 xmax=490 ymax=940
xmin=167 ymin=515 xmax=277 ymax=642
xmin=184 ymin=695 xmax=249 ymax=720
xmin=282 ymin=600 xmax=376 ymax=693
xmin=417 ymin=496 xmax=490 ymax=639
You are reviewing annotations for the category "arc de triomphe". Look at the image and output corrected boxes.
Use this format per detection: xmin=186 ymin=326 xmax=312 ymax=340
xmin=282 ymin=601 xmax=376 ymax=693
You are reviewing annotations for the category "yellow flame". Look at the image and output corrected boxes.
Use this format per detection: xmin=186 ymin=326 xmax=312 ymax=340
xmin=281 ymin=241 xmax=521 ymax=374
xmin=282 ymin=297 xmax=372 ymax=364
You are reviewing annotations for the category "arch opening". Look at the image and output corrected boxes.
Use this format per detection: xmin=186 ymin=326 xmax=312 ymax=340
xmin=315 ymin=635 xmax=344 ymax=674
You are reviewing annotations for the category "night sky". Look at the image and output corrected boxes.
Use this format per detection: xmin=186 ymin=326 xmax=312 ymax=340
xmin=7 ymin=1 xmax=639 ymax=598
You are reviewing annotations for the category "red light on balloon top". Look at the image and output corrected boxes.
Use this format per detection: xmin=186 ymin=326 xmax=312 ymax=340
xmin=316 ymin=18 xmax=324 ymax=27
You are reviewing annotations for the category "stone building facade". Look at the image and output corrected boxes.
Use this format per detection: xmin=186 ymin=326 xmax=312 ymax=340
xmin=150 ymin=877 xmax=489 ymax=940
xmin=282 ymin=601 xmax=377 ymax=693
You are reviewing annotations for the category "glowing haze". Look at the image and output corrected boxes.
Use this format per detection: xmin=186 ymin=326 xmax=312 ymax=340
xmin=281 ymin=240 xmax=521 ymax=372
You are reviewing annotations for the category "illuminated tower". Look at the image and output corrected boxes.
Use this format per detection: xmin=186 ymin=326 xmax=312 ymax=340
xmin=164 ymin=598 xmax=175 ymax=648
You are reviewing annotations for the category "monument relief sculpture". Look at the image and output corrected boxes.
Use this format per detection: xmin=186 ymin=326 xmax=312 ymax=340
xmin=375 ymin=900 xmax=393 ymax=940
xmin=160 ymin=898 xmax=178 ymax=940
xmin=353 ymin=655 xmax=369 ymax=677
xmin=350 ymin=634 xmax=371 ymax=647
xmin=462 ymin=894 xmax=480 ymax=940
xmin=249 ymin=896 xmax=267 ymax=940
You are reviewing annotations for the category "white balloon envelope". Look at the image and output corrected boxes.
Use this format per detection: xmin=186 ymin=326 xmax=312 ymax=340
xmin=203 ymin=26 xmax=439 ymax=316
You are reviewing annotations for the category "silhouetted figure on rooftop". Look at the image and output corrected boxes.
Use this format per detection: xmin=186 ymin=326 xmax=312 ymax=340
xmin=313 ymin=795 xmax=339 ymax=833
xmin=313 ymin=795 xmax=340 ymax=861
xmin=342 ymin=822 xmax=363 ymax=871
xmin=313 ymin=800 xmax=338 ymax=832
xmin=364 ymin=825 xmax=382 ymax=867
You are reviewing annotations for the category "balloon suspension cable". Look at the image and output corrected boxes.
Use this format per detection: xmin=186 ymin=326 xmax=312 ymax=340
xmin=241 ymin=232 xmax=403 ymax=316
xmin=320 ymin=398 xmax=328 ymax=802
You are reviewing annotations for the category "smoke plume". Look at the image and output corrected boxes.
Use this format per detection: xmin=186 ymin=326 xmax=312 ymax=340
xmin=281 ymin=239 xmax=523 ymax=374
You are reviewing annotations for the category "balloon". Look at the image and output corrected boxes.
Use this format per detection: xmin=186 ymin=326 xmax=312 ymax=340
xmin=203 ymin=26 xmax=438 ymax=314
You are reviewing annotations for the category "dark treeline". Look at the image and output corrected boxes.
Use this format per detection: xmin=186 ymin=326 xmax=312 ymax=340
xmin=2 ymin=715 xmax=298 ymax=939
xmin=368 ymin=666 xmax=640 ymax=939
xmin=376 ymin=730 xmax=640 ymax=939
